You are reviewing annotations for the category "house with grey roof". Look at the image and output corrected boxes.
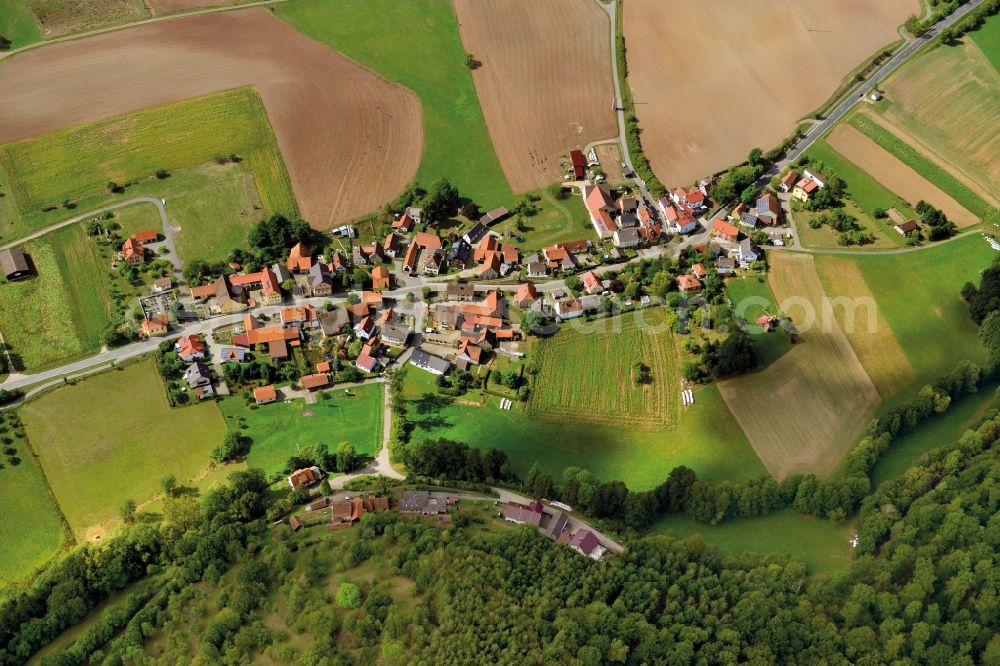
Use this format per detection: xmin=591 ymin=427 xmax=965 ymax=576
xmin=0 ymin=249 xmax=32 ymax=281
xmin=410 ymin=348 xmax=451 ymax=375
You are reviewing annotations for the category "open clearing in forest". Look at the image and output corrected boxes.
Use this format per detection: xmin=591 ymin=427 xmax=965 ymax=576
xmin=453 ymin=0 xmax=616 ymax=193
xmin=718 ymin=253 xmax=880 ymax=480
xmin=0 ymin=9 xmax=421 ymax=230
xmin=826 ymin=125 xmax=978 ymax=227
xmin=875 ymin=35 xmax=1000 ymax=210
xmin=20 ymin=361 xmax=227 ymax=541
xmin=623 ymin=0 xmax=916 ymax=186
xmin=528 ymin=312 xmax=679 ymax=429
xmin=813 ymin=256 xmax=915 ymax=397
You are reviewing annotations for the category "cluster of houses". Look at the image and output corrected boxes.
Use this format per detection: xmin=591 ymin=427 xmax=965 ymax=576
xmin=585 ymin=183 xmax=662 ymax=249
xmin=502 ymin=499 xmax=605 ymax=560
xmin=398 ymin=206 xmax=512 ymax=278
xmin=121 ymin=229 xmax=159 ymax=265
xmin=527 ymin=239 xmax=592 ymax=277
xmin=781 ymin=168 xmax=826 ymax=203
xmin=428 ymin=288 xmax=516 ymax=371
xmin=658 ymin=185 xmax=708 ymax=236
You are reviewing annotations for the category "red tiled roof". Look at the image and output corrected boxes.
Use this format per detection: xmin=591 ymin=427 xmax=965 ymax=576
xmin=414 ymin=231 xmax=442 ymax=250
xmin=131 ymin=229 xmax=158 ymax=243
xmin=253 ymin=385 xmax=277 ymax=403
xmin=300 ymin=373 xmax=330 ymax=389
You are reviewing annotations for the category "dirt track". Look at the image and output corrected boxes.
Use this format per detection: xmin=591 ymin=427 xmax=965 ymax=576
xmin=454 ymin=0 xmax=616 ymax=193
xmin=827 ymin=125 xmax=978 ymax=227
xmin=145 ymin=0 xmax=245 ymax=15
xmin=624 ymin=0 xmax=917 ymax=187
xmin=0 ymin=9 xmax=422 ymax=229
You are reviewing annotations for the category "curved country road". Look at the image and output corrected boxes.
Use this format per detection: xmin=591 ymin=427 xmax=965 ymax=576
xmin=0 ymin=196 xmax=168 ymax=251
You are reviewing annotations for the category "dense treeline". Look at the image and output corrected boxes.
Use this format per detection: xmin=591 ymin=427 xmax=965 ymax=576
xmin=0 ymin=469 xmax=270 ymax=665
xmin=39 ymin=442 xmax=1000 ymax=665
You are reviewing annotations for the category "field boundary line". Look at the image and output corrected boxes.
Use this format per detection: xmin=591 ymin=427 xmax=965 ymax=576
xmin=0 ymin=0 xmax=287 ymax=63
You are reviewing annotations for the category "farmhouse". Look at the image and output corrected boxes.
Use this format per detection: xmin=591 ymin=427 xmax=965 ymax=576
xmin=0 ymin=248 xmax=32 ymax=280
xmin=382 ymin=322 xmax=411 ymax=347
xmin=663 ymin=204 xmax=698 ymax=235
xmin=613 ymin=226 xmax=640 ymax=248
xmin=423 ymin=250 xmax=444 ymax=276
xmin=778 ymin=171 xmax=799 ymax=192
xmin=287 ymin=466 xmax=322 ymax=489
xmin=480 ymin=207 xmax=510 ymax=226
xmin=183 ymin=362 xmax=214 ymax=399
xmin=515 ymin=282 xmax=538 ymax=307
xmin=300 ymin=373 xmax=330 ymax=390
xmin=139 ymin=315 xmax=168 ymax=337
xmin=792 ymin=170 xmax=824 ymax=202
xmin=280 ymin=305 xmax=318 ymax=328
xmin=739 ymin=239 xmax=759 ymax=265
xmin=568 ymin=529 xmax=605 ymax=560
xmin=447 ymin=240 xmax=472 ymax=268
xmin=402 ymin=243 xmax=419 ymax=274
xmin=253 ymin=385 xmax=277 ymax=405
xmin=382 ymin=233 xmax=400 ymax=258
xmin=581 ymin=270 xmax=602 ymax=294
xmin=527 ymin=259 xmax=548 ymax=278
xmin=711 ymin=220 xmax=740 ymax=243
xmin=463 ymin=221 xmax=489 ymax=246
xmin=554 ymin=298 xmax=585 ymax=320
xmin=414 ymin=231 xmax=443 ymax=250
xmin=410 ymin=348 xmax=451 ymax=375
xmin=371 ymin=265 xmax=391 ymax=291
xmin=190 ymin=275 xmax=249 ymax=313
xmin=692 ymin=263 xmax=707 ymax=279
xmin=307 ymin=262 xmax=333 ymax=296
xmin=356 ymin=353 xmax=379 ymax=373
xmin=393 ymin=212 xmax=415 ymax=232
xmin=894 ymin=219 xmax=918 ymax=235
xmin=399 ymin=490 xmax=448 ymax=515
xmin=714 ymin=256 xmax=736 ymax=274
xmin=677 ymin=275 xmax=702 ymax=292
xmin=584 ymin=183 xmax=617 ymax=239
xmin=570 ymin=148 xmax=586 ymax=179
xmin=448 ymin=282 xmax=476 ymax=301
xmin=176 ymin=335 xmax=207 ymax=362
xmin=121 ymin=237 xmax=145 ymax=264
xmin=287 ymin=242 xmax=312 ymax=273
xmin=503 ymin=501 xmax=570 ymax=541
xmin=754 ymin=193 xmax=782 ymax=226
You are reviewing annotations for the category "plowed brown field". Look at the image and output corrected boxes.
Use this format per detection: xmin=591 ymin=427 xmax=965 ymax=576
xmin=624 ymin=0 xmax=917 ymax=187
xmin=453 ymin=0 xmax=616 ymax=193
xmin=827 ymin=125 xmax=978 ymax=227
xmin=718 ymin=253 xmax=880 ymax=480
xmin=0 ymin=9 xmax=421 ymax=229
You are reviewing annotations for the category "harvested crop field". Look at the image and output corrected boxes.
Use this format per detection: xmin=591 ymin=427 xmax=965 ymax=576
xmin=826 ymin=124 xmax=978 ymax=227
xmin=453 ymin=0 xmax=616 ymax=192
xmin=0 ymin=9 xmax=421 ymax=229
xmin=624 ymin=0 xmax=916 ymax=187
xmin=718 ymin=253 xmax=880 ymax=480
xmin=814 ymin=255 xmax=915 ymax=397
xmin=29 ymin=0 xmax=148 ymax=38
xmin=528 ymin=311 xmax=679 ymax=429
xmin=876 ymin=37 xmax=1000 ymax=209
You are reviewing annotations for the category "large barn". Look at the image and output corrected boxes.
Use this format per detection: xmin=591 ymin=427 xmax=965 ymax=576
xmin=0 ymin=249 xmax=32 ymax=281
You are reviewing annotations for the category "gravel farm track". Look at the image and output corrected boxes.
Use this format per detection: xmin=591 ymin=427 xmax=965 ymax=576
xmin=0 ymin=8 xmax=422 ymax=230
xmin=623 ymin=0 xmax=918 ymax=187
xmin=453 ymin=0 xmax=617 ymax=193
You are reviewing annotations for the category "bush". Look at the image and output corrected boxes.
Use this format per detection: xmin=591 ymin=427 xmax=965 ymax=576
xmin=336 ymin=583 xmax=362 ymax=609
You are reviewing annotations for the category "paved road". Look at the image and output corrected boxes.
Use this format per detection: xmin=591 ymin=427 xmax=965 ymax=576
xmin=0 ymin=196 xmax=168 ymax=251
xmin=776 ymin=0 xmax=988 ymax=171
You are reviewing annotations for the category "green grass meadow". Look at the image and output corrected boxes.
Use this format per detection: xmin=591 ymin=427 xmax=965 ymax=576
xmin=648 ymin=509 xmax=854 ymax=575
xmin=219 ymin=383 xmax=383 ymax=475
xmin=0 ymin=87 xmax=296 ymax=240
xmin=804 ymin=139 xmax=917 ymax=219
xmin=278 ymin=0 xmax=512 ymax=208
xmin=848 ymin=235 xmax=992 ymax=402
xmin=0 ymin=0 xmax=41 ymax=49
xmin=20 ymin=361 xmax=227 ymax=538
xmin=403 ymin=368 xmax=766 ymax=490
xmin=871 ymin=383 xmax=997 ymax=488
xmin=725 ymin=274 xmax=792 ymax=368
xmin=0 ymin=225 xmax=115 ymax=370
xmin=0 ymin=414 xmax=66 ymax=587
xmin=971 ymin=11 xmax=1000 ymax=71
xmin=847 ymin=113 xmax=993 ymax=221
